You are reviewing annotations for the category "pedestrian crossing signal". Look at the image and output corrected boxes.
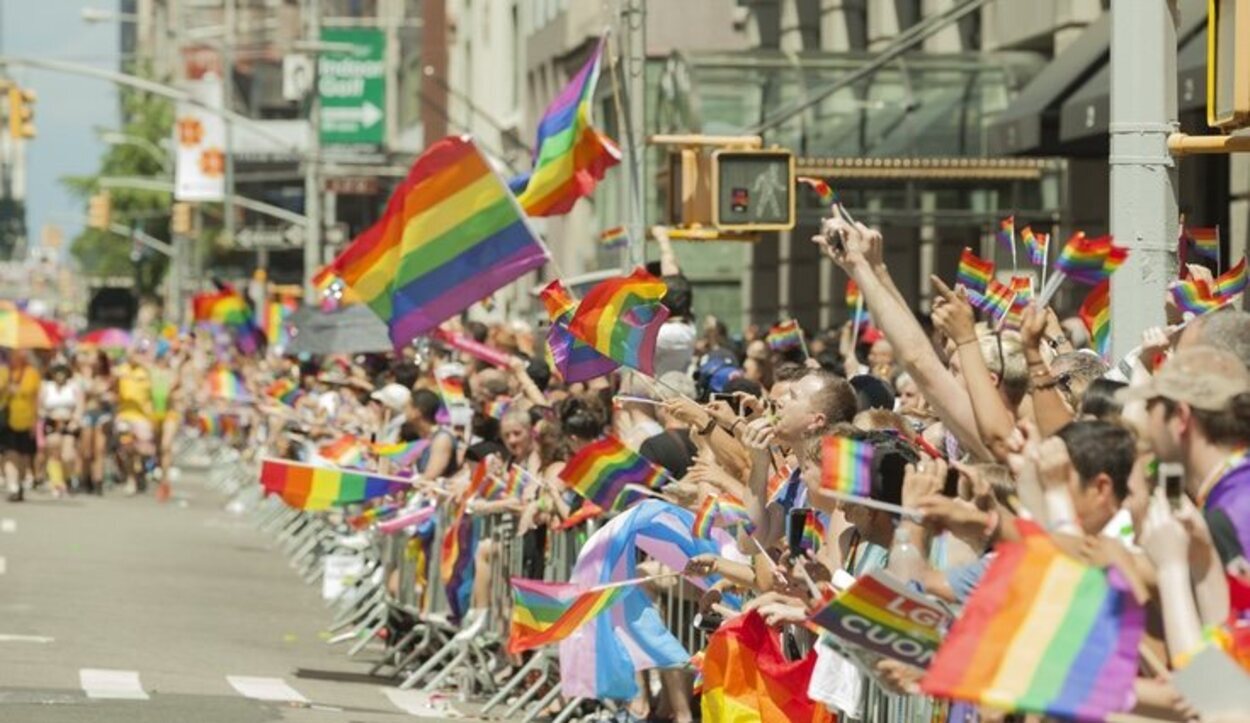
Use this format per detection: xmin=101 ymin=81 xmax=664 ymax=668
xmin=7 ymin=85 xmax=36 ymax=140
xmin=88 ymin=192 xmax=111 ymax=231
xmin=711 ymin=149 xmax=794 ymax=231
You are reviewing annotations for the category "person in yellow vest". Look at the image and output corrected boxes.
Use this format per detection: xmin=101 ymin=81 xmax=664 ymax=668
xmin=113 ymin=350 xmax=155 ymax=495
xmin=1 ymin=351 xmax=43 ymax=502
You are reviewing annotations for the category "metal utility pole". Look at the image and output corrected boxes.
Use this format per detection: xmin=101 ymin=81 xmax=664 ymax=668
xmin=618 ymin=0 xmax=647 ymax=270
xmin=303 ymin=0 xmax=323 ymax=301
xmin=1108 ymin=0 xmax=1179 ymax=357
xmin=224 ymin=0 xmax=236 ymax=246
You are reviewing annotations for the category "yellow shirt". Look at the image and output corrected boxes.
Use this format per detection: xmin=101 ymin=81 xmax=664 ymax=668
xmin=0 ymin=365 xmax=42 ymax=432
xmin=116 ymin=364 xmax=153 ymax=423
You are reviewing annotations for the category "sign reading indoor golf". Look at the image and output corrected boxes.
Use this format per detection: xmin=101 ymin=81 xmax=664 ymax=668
xmin=318 ymin=28 xmax=386 ymax=147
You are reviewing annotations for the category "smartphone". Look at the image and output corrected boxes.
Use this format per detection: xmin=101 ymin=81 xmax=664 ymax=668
xmin=692 ymin=611 xmax=724 ymax=633
xmin=787 ymin=507 xmax=810 ymax=558
xmin=1158 ymin=462 xmax=1185 ymax=511
xmin=942 ymin=466 xmax=961 ymax=498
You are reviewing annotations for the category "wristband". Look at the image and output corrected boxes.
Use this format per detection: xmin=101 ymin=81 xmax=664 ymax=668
xmin=699 ymin=417 xmax=717 ymax=436
xmin=955 ymin=338 xmax=978 ymax=348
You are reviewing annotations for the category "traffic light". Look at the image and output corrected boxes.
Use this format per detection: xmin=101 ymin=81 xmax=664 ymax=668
xmin=7 ymin=85 xmax=35 ymax=139
xmin=171 ymin=202 xmax=193 ymax=235
xmin=88 ymin=192 xmax=111 ymax=230
xmin=1209 ymin=0 xmax=1250 ymax=129
xmin=711 ymin=149 xmax=794 ymax=231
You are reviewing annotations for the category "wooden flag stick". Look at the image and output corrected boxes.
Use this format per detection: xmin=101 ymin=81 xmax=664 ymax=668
xmin=826 ymin=489 xmax=922 ymax=522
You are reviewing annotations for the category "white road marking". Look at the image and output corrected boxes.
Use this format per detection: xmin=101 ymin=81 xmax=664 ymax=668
xmin=80 ymin=669 xmax=149 ymax=700
xmin=1 ymin=518 xmax=15 ymax=533
xmin=382 ymin=688 xmax=460 ymax=716
xmin=225 ymin=676 xmax=308 ymax=703
xmin=0 ymin=634 xmax=54 ymax=643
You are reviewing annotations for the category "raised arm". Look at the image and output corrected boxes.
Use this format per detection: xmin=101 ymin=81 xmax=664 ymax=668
xmin=651 ymin=225 xmax=681 ymax=277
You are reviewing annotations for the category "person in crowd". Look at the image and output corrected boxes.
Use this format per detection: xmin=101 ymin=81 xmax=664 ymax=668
xmin=2 ymin=351 xmax=42 ymax=502
xmin=113 ymin=348 xmax=156 ymax=495
xmin=38 ymin=362 xmax=82 ymax=497
xmin=651 ymin=226 xmax=698 ymax=376
xmin=76 ymin=350 xmax=111 ymax=495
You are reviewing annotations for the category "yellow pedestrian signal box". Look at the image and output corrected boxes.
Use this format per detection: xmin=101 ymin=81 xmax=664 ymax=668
xmin=7 ymin=85 xmax=36 ymax=139
xmin=1209 ymin=0 xmax=1250 ymax=129
xmin=711 ymin=149 xmax=795 ymax=231
xmin=171 ymin=202 xmax=193 ymax=235
xmin=88 ymin=192 xmax=111 ymax=230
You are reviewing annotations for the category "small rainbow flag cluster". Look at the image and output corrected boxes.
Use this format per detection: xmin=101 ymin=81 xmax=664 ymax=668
xmin=1171 ymin=278 xmax=1224 ymax=315
xmin=821 ymin=436 xmax=874 ymax=497
xmin=1183 ymin=225 xmax=1220 ymax=262
xmin=598 ymin=226 xmax=629 ymax=250
xmin=797 ymin=176 xmax=835 ymax=204
xmin=540 ymin=279 xmax=620 ymax=383
xmin=921 ymin=526 xmax=1145 ymax=720
xmin=507 ymin=577 xmax=627 ymax=654
xmin=559 ymin=435 xmax=666 ymax=512
xmin=259 ymin=458 xmax=411 ymax=511
xmin=956 ymin=248 xmax=995 ymax=300
xmin=265 ymin=377 xmax=303 ymax=406
xmin=208 ymin=367 xmax=245 ymax=400
xmin=766 ymin=319 xmax=804 ymax=352
xmin=263 ymin=298 xmax=298 ymax=348
xmin=978 ymin=279 xmax=1017 ymax=327
xmin=1020 ymin=226 xmax=1048 ymax=266
xmin=484 ymin=396 xmax=512 ymax=420
xmin=996 ymin=215 xmax=1015 ymax=251
xmin=1079 ymin=279 xmax=1111 ymax=359
xmin=691 ymin=495 xmax=755 ymax=539
xmin=319 ymin=435 xmax=367 ymax=468
xmin=1056 ymin=232 xmax=1128 ymax=285
xmin=567 ymin=268 xmax=670 ymax=376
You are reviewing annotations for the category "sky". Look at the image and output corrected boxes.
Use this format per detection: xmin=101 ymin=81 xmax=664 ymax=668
xmin=3 ymin=0 xmax=120 ymax=255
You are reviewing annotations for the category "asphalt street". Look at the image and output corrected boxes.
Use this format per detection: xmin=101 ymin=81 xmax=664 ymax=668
xmin=0 ymin=466 xmax=473 ymax=722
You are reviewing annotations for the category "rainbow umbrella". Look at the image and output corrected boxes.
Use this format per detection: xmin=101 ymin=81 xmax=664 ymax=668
xmin=0 ymin=308 xmax=57 ymax=349
xmin=79 ymin=328 xmax=133 ymax=349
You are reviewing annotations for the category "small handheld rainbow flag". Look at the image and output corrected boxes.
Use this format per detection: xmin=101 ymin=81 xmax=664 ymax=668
xmin=845 ymin=278 xmax=861 ymax=309
xmin=1079 ymin=279 xmax=1111 ymax=359
xmin=1020 ymin=226 xmax=1048 ymax=266
xmin=797 ymin=176 xmax=835 ymax=204
xmin=956 ymin=248 xmax=995 ymax=297
xmin=716 ymin=495 xmax=755 ymax=534
xmin=265 ymin=377 xmax=303 ymax=406
xmin=996 ymin=215 xmax=1015 ymax=251
xmin=692 ymin=496 xmax=718 ymax=539
xmin=484 ymin=396 xmax=512 ymax=420
xmin=921 ymin=526 xmax=1145 ymax=720
xmin=540 ymin=279 xmax=621 ymax=383
xmin=434 ymin=363 xmax=468 ymax=409
xmin=208 ymin=367 xmax=245 ymax=400
xmin=598 ymin=226 xmax=629 ymax=250
xmin=766 ymin=319 xmax=804 ymax=352
xmin=559 ymin=435 xmax=666 ymax=512
xmin=507 ymin=577 xmax=628 ymax=654
xmin=1185 ymin=226 xmax=1220 ymax=262
xmin=800 ymin=510 xmax=824 ymax=552
xmin=259 ymin=458 xmax=412 ymax=511
xmin=1214 ymin=257 xmax=1248 ymax=299
xmin=567 ymin=268 xmax=670 ymax=376
xmin=821 ymin=437 xmax=874 ymax=497
xmin=370 ymin=439 xmax=428 ymax=468
xmin=319 ymin=435 xmax=367 ymax=468
xmin=978 ymin=279 xmax=1016 ymax=327
xmin=1172 ymin=278 xmax=1224 ymax=315
xmin=1056 ymin=232 xmax=1128 ymax=285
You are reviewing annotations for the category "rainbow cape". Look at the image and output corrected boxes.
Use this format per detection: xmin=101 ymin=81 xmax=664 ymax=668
xmin=766 ymin=319 xmax=803 ymax=352
xmin=1020 ymin=226 xmax=1048 ymax=266
xmin=508 ymin=578 xmax=628 ymax=655
xmin=821 ymin=436 xmax=874 ymax=497
xmin=513 ymin=36 xmax=621 ymax=216
xmin=259 ymin=458 xmax=411 ymax=511
xmin=323 ymin=136 xmax=550 ymax=348
xmin=956 ymin=248 xmax=994 ymax=297
xmin=921 ymin=527 xmax=1145 ymax=720
xmin=540 ymin=279 xmax=621 ymax=383
xmin=1079 ymin=280 xmax=1111 ymax=359
xmin=559 ymin=436 xmax=666 ymax=512
xmin=567 ymin=268 xmax=670 ymax=376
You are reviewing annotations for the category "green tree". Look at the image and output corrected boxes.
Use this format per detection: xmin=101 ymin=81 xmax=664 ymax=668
xmin=61 ymin=66 xmax=174 ymax=296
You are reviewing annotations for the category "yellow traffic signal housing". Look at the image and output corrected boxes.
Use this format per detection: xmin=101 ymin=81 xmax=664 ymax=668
xmin=1209 ymin=0 xmax=1250 ymax=129
xmin=171 ymin=202 xmax=193 ymax=235
xmin=88 ymin=192 xmax=111 ymax=230
xmin=711 ymin=148 xmax=795 ymax=232
xmin=7 ymin=85 xmax=36 ymax=139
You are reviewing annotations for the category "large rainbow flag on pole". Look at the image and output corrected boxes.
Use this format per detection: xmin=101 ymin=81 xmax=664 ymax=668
xmin=258 ymin=458 xmax=411 ymax=511
xmin=567 ymin=268 xmax=670 ymax=376
xmin=540 ymin=279 xmax=620 ymax=383
xmin=921 ymin=528 xmax=1145 ymax=720
xmin=323 ymin=136 xmax=550 ymax=348
xmin=512 ymin=36 xmax=621 ymax=217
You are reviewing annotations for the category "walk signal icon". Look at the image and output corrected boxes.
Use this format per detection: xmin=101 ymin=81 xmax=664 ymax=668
xmin=712 ymin=149 xmax=794 ymax=231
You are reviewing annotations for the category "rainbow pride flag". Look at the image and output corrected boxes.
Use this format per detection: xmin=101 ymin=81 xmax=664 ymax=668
xmin=208 ymin=367 xmax=245 ymax=400
xmin=567 ymin=268 xmax=670 ymax=376
xmin=1172 ymin=278 xmax=1224 ymax=315
xmin=1020 ymin=226 xmax=1048 ymax=266
xmin=258 ymin=458 xmax=411 ymax=511
xmin=559 ymin=436 xmax=666 ymax=512
xmin=262 ymin=298 xmax=297 ymax=347
xmin=193 ymin=290 xmax=251 ymax=326
xmin=1057 ymin=233 xmax=1127 ymax=284
xmin=323 ymin=136 xmax=549 ymax=348
xmin=265 ymin=377 xmax=302 ymax=406
xmin=956 ymin=248 xmax=994 ymax=297
xmin=1214 ymin=257 xmax=1248 ymax=299
xmin=1185 ymin=226 xmax=1220 ymax=262
xmin=598 ymin=226 xmax=629 ymax=250
xmin=508 ymin=578 xmax=627 ymax=655
xmin=693 ymin=495 xmax=754 ymax=539
xmin=370 ymin=439 xmax=428 ymax=468
xmin=434 ymin=363 xmax=468 ymax=409
xmin=766 ymin=319 xmax=803 ymax=352
xmin=513 ymin=36 xmax=621 ymax=217
xmin=441 ymin=462 xmax=487 ymax=622
xmin=821 ymin=437 xmax=874 ymax=497
xmin=797 ymin=176 xmax=835 ymax=204
xmin=540 ymin=279 xmax=620 ymax=383
xmin=318 ymin=435 xmax=367 ymax=467
xmin=1079 ymin=280 xmax=1111 ymax=359
xmin=921 ymin=528 xmax=1145 ymax=720
xmin=801 ymin=510 xmax=824 ymax=552
xmin=692 ymin=496 xmax=718 ymax=539
xmin=702 ymin=611 xmax=830 ymax=722
xmin=996 ymin=215 xmax=1015 ymax=251
xmin=845 ymin=278 xmax=861 ymax=309
xmin=484 ymin=396 xmax=512 ymax=420
xmin=979 ymin=279 xmax=1016 ymax=327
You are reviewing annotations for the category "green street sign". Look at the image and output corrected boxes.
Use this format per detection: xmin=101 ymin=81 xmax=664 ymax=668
xmin=318 ymin=28 xmax=386 ymax=146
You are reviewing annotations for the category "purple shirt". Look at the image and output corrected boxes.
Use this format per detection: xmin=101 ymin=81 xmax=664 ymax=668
xmin=1205 ymin=458 xmax=1250 ymax=568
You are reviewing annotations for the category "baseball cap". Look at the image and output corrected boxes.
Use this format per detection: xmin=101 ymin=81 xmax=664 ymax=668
xmin=370 ymin=383 xmax=412 ymax=412
xmin=1117 ymin=346 xmax=1250 ymax=411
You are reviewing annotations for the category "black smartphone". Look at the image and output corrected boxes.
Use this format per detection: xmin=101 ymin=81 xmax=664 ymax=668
xmin=1159 ymin=462 xmax=1185 ymax=511
xmin=942 ymin=466 xmax=961 ymax=498
xmin=693 ymin=611 xmax=724 ymax=633
xmin=787 ymin=507 xmax=810 ymax=557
